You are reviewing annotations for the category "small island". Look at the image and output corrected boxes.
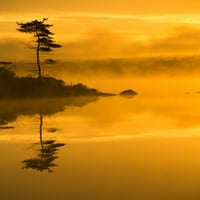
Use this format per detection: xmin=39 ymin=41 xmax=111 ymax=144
xmin=119 ymin=89 xmax=138 ymax=98
xmin=0 ymin=67 xmax=116 ymax=98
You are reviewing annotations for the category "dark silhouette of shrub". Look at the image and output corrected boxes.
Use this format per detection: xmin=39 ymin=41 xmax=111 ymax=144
xmin=0 ymin=67 xmax=99 ymax=98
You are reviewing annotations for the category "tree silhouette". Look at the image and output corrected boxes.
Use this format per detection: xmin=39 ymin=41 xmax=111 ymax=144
xmin=17 ymin=18 xmax=62 ymax=79
xmin=22 ymin=114 xmax=66 ymax=173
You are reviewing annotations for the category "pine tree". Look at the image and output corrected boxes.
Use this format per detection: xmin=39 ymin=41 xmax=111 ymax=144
xmin=17 ymin=18 xmax=62 ymax=79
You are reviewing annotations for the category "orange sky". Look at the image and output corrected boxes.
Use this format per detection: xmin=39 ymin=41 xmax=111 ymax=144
xmin=1 ymin=0 xmax=200 ymax=14
xmin=1 ymin=1 xmax=200 ymax=60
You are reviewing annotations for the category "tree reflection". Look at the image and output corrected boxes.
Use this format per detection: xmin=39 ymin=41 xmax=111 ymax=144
xmin=22 ymin=114 xmax=66 ymax=173
xmin=0 ymin=96 xmax=98 ymax=172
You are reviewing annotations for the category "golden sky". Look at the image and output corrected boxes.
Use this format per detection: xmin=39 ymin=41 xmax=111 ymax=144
xmin=1 ymin=0 xmax=200 ymax=14
xmin=1 ymin=0 xmax=200 ymax=60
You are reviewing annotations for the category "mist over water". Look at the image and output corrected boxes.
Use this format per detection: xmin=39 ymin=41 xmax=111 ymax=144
xmin=2 ymin=56 xmax=200 ymax=200
xmin=10 ymin=56 xmax=200 ymax=96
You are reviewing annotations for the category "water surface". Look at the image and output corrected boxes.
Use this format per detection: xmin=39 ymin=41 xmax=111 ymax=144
xmin=1 ymin=76 xmax=200 ymax=200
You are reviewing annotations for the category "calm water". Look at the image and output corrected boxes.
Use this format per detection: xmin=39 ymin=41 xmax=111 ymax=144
xmin=1 ymin=76 xmax=200 ymax=200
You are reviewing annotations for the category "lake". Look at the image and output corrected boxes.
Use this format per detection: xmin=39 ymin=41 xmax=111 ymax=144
xmin=1 ymin=75 xmax=200 ymax=200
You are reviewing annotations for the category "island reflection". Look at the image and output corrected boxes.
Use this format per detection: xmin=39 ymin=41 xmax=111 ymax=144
xmin=0 ymin=96 xmax=99 ymax=127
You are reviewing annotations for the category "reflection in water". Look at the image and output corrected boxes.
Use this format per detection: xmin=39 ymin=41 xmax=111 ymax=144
xmin=0 ymin=96 xmax=99 ymax=172
xmin=0 ymin=126 xmax=15 ymax=129
xmin=0 ymin=97 xmax=99 ymax=173
xmin=22 ymin=114 xmax=66 ymax=173
xmin=1 ymin=76 xmax=200 ymax=199
xmin=46 ymin=128 xmax=59 ymax=133
xmin=0 ymin=96 xmax=98 ymax=126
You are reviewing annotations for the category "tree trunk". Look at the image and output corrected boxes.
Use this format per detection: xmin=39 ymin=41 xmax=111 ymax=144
xmin=36 ymin=42 xmax=42 ymax=79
